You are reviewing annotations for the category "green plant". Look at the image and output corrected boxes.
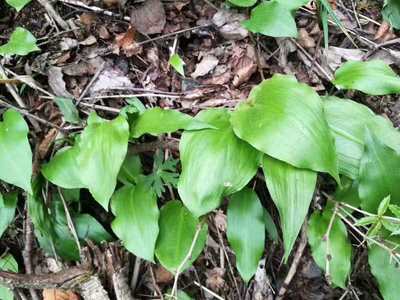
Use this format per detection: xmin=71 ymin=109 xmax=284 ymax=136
xmin=0 ymin=27 xmax=39 ymax=56
xmin=1 ymin=60 xmax=400 ymax=299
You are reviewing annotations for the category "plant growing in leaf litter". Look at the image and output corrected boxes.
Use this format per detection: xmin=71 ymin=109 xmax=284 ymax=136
xmin=1 ymin=58 xmax=400 ymax=299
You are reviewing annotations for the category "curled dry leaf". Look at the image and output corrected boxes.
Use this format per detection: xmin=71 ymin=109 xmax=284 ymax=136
xmin=130 ymin=0 xmax=166 ymax=35
xmin=232 ymin=45 xmax=257 ymax=87
xmin=48 ymin=66 xmax=74 ymax=98
xmin=374 ymin=21 xmax=391 ymax=41
xmin=154 ymin=266 xmax=174 ymax=284
xmin=89 ymin=67 xmax=134 ymax=95
xmin=298 ymin=28 xmax=315 ymax=49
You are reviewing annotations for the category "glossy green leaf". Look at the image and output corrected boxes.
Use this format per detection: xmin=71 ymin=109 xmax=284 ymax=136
xmin=265 ymin=210 xmax=279 ymax=242
xmin=111 ymin=182 xmax=159 ymax=261
xmin=131 ymin=108 xmax=214 ymax=138
xmin=358 ymin=129 xmax=400 ymax=213
xmin=382 ymin=0 xmax=400 ymax=29
xmin=5 ymin=0 xmax=31 ymax=11
xmin=231 ymin=74 xmax=339 ymax=182
xmin=0 ymin=192 xmax=18 ymax=238
xmin=77 ymin=113 xmax=129 ymax=209
xmin=324 ymin=96 xmax=400 ymax=179
xmin=263 ymin=155 xmax=317 ymax=261
xmin=0 ymin=27 xmax=39 ymax=56
xmin=155 ymin=201 xmax=207 ymax=273
xmin=333 ymin=60 xmax=400 ymax=95
xmin=243 ymin=1 xmax=298 ymax=37
xmin=228 ymin=0 xmax=257 ymax=7
xmin=0 ymin=254 xmax=18 ymax=300
xmin=227 ymin=188 xmax=265 ymax=282
xmin=42 ymin=146 xmax=83 ymax=189
xmin=118 ymin=153 xmax=142 ymax=185
xmin=74 ymin=214 xmax=112 ymax=243
xmin=308 ymin=206 xmax=352 ymax=289
xmin=54 ymin=97 xmax=80 ymax=124
xmin=368 ymin=244 xmax=400 ymax=300
xmin=0 ymin=109 xmax=32 ymax=193
xmin=178 ymin=109 xmax=260 ymax=217
xmin=169 ymin=54 xmax=185 ymax=76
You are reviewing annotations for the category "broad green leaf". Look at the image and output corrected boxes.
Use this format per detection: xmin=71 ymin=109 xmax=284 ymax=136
xmin=308 ymin=206 xmax=352 ymax=289
xmin=131 ymin=108 xmax=214 ymax=138
xmin=111 ymin=182 xmax=159 ymax=261
xmin=77 ymin=113 xmax=129 ymax=209
xmin=0 ymin=109 xmax=32 ymax=193
xmin=333 ymin=60 xmax=400 ymax=95
xmin=382 ymin=0 xmax=400 ymax=29
xmin=324 ymin=96 xmax=400 ymax=179
xmin=389 ymin=205 xmax=400 ymax=218
xmin=0 ymin=254 xmax=18 ymax=300
xmin=242 ymin=1 xmax=298 ymax=37
xmin=227 ymin=188 xmax=265 ymax=282
xmin=265 ymin=210 xmax=279 ymax=242
xmin=228 ymin=0 xmax=257 ymax=7
xmin=5 ymin=0 xmax=30 ymax=11
xmin=42 ymin=146 xmax=83 ymax=189
xmin=359 ymin=129 xmax=400 ymax=213
xmin=231 ymin=74 xmax=339 ymax=182
xmin=118 ymin=153 xmax=142 ymax=185
xmin=368 ymin=245 xmax=400 ymax=300
xmin=334 ymin=177 xmax=360 ymax=208
xmin=54 ymin=97 xmax=80 ymax=124
xmin=0 ymin=27 xmax=39 ymax=56
xmin=263 ymin=155 xmax=317 ymax=261
xmin=155 ymin=201 xmax=207 ymax=273
xmin=169 ymin=54 xmax=185 ymax=76
xmin=74 ymin=214 xmax=112 ymax=243
xmin=0 ymin=192 xmax=18 ymax=238
xmin=178 ymin=109 xmax=260 ymax=217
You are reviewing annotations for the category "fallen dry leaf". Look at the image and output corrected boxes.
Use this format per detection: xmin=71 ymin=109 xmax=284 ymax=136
xmin=206 ymin=267 xmax=225 ymax=292
xmin=374 ymin=21 xmax=391 ymax=41
xmin=191 ymin=55 xmax=219 ymax=79
xmin=212 ymin=9 xmax=248 ymax=40
xmin=130 ymin=0 xmax=166 ymax=35
xmin=39 ymin=128 xmax=58 ymax=159
xmin=43 ymin=289 xmax=80 ymax=300
xmin=154 ymin=266 xmax=174 ymax=284
xmin=113 ymin=27 xmax=142 ymax=57
xmin=298 ymin=28 xmax=316 ymax=49
xmin=89 ymin=67 xmax=134 ymax=95
xmin=48 ymin=66 xmax=74 ymax=98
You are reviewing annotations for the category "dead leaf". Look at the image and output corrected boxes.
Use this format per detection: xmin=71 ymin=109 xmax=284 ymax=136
xmin=130 ymin=0 xmax=166 ymax=35
xmin=252 ymin=259 xmax=274 ymax=300
xmin=39 ymin=128 xmax=58 ymax=159
xmin=191 ymin=55 xmax=219 ymax=79
xmin=80 ymin=35 xmax=97 ymax=46
xmin=43 ymin=289 xmax=80 ymax=300
xmin=214 ymin=210 xmax=227 ymax=232
xmin=79 ymin=13 xmax=96 ymax=27
xmin=62 ymin=57 xmax=105 ymax=76
xmin=99 ymin=26 xmax=111 ymax=40
xmin=48 ymin=66 xmax=74 ymax=98
xmin=375 ymin=21 xmax=391 ymax=40
xmin=60 ymin=38 xmax=79 ymax=51
xmin=103 ymin=0 xmax=119 ymax=8
xmin=212 ymin=9 xmax=248 ymax=40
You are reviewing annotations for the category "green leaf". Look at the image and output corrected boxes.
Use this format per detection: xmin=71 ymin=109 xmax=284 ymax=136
xmin=74 ymin=214 xmax=112 ymax=243
xmin=378 ymin=196 xmax=391 ymax=216
xmin=389 ymin=205 xmax=400 ymax=218
xmin=0 ymin=109 xmax=32 ymax=193
xmin=382 ymin=0 xmax=400 ymax=29
xmin=263 ymin=155 xmax=317 ymax=261
xmin=54 ymin=97 xmax=80 ymax=124
xmin=118 ymin=153 xmax=142 ymax=185
xmin=324 ymin=96 xmax=400 ymax=179
xmin=227 ymin=0 xmax=257 ymax=7
xmin=265 ymin=210 xmax=279 ymax=242
xmin=0 ymin=27 xmax=39 ymax=56
xmin=0 ymin=254 xmax=18 ymax=300
xmin=333 ymin=60 xmax=400 ymax=95
xmin=155 ymin=200 xmax=207 ymax=273
xmin=42 ymin=146 xmax=83 ymax=189
xmin=334 ymin=177 xmax=361 ymax=207
xmin=231 ymin=74 xmax=339 ymax=182
xmin=5 ymin=0 xmax=31 ymax=11
xmin=308 ymin=206 xmax=352 ymax=289
xmin=77 ymin=113 xmax=129 ymax=209
xmin=169 ymin=54 xmax=185 ymax=76
xmin=227 ymin=188 xmax=265 ymax=282
xmin=368 ymin=244 xmax=400 ymax=300
xmin=359 ymin=129 xmax=400 ymax=213
xmin=0 ymin=192 xmax=18 ymax=238
xmin=111 ymin=182 xmax=159 ymax=261
xmin=354 ymin=215 xmax=377 ymax=227
xmin=178 ymin=109 xmax=260 ymax=217
xmin=242 ymin=1 xmax=298 ymax=37
xmin=131 ymin=108 xmax=214 ymax=138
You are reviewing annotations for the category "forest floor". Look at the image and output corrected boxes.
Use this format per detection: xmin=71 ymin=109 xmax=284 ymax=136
xmin=0 ymin=0 xmax=399 ymax=299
